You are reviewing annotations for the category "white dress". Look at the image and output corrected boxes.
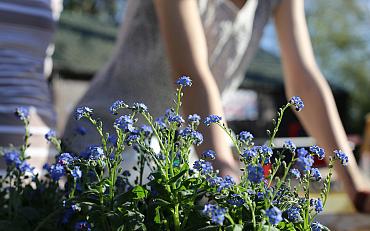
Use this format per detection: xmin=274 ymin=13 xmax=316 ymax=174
xmin=63 ymin=0 xmax=281 ymax=153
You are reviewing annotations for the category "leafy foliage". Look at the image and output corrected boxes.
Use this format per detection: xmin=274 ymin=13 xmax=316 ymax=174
xmin=0 ymin=77 xmax=347 ymax=230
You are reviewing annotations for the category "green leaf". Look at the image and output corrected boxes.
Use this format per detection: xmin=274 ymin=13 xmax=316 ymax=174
xmin=179 ymin=189 xmax=194 ymax=197
xmin=277 ymin=222 xmax=296 ymax=231
xmin=153 ymin=198 xmax=171 ymax=206
xmin=225 ymin=224 xmax=244 ymax=231
xmin=154 ymin=206 xmax=161 ymax=224
xmin=196 ymin=225 xmax=219 ymax=231
xmin=132 ymin=185 xmax=148 ymax=200
xmin=169 ymin=164 xmax=188 ymax=184
xmin=261 ymin=225 xmax=280 ymax=231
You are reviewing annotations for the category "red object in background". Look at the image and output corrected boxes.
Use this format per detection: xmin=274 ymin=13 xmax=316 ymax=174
xmin=263 ymin=164 xmax=271 ymax=177
xmin=313 ymin=156 xmax=326 ymax=168
xmin=288 ymin=122 xmax=301 ymax=137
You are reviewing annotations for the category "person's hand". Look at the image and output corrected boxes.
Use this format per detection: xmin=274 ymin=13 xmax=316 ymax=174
xmin=217 ymin=162 xmax=241 ymax=184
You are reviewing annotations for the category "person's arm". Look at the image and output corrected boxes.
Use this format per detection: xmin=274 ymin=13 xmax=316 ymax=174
xmin=153 ymin=0 xmax=240 ymax=178
xmin=274 ymin=0 xmax=370 ymax=212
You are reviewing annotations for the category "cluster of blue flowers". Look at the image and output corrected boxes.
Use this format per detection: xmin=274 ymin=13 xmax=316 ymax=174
xmin=265 ymin=207 xmax=283 ymax=225
xmin=4 ymin=150 xmax=33 ymax=174
xmin=311 ymin=168 xmax=322 ymax=181
xmin=176 ymin=75 xmax=192 ymax=87
xmin=285 ymin=206 xmax=301 ymax=223
xmin=81 ymin=146 xmax=104 ymax=160
xmin=206 ymin=175 xmax=236 ymax=192
xmin=45 ymin=129 xmax=57 ymax=142
xmin=296 ymin=148 xmax=314 ymax=172
xmin=132 ymin=102 xmax=148 ymax=113
xmin=334 ymin=150 xmax=349 ymax=166
xmin=71 ymin=166 xmax=82 ymax=179
xmin=58 ymin=152 xmax=74 ymax=165
xmin=309 ymin=145 xmax=325 ymax=160
xmin=75 ymin=106 xmax=93 ymax=120
xmin=207 ymin=176 xmax=223 ymax=187
xmin=284 ymin=139 xmax=297 ymax=153
xmin=241 ymin=148 xmax=258 ymax=160
xmin=4 ymin=150 xmax=22 ymax=166
xmin=289 ymin=96 xmax=304 ymax=112
xmin=42 ymin=151 xmax=83 ymax=182
xmin=227 ymin=194 xmax=245 ymax=206
xmin=140 ymin=125 xmax=153 ymax=137
xmin=217 ymin=175 xmax=235 ymax=192
xmin=204 ymin=114 xmax=222 ymax=126
xmin=310 ymin=198 xmax=324 ymax=213
xmin=48 ymin=163 xmax=65 ymax=181
xmin=202 ymin=204 xmax=227 ymax=225
xmin=247 ymin=164 xmax=264 ymax=184
xmin=168 ymin=114 xmax=184 ymax=125
xmin=15 ymin=107 xmax=29 ymax=121
xmin=193 ymin=159 xmax=213 ymax=175
xmin=201 ymin=150 xmax=216 ymax=160
xmin=114 ymin=115 xmax=135 ymax=132
xmin=254 ymin=145 xmax=273 ymax=163
xmin=109 ymin=100 xmax=128 ymax=115
xmin=290 ymin=168 xmax=301 ymax=179
xmin=188 ymin=114 xmax=201 ymax=124
xmin=238 ymin=131 xmax=254 ymax=143
xmin=179 ymin=127 xmax=203 ymax=145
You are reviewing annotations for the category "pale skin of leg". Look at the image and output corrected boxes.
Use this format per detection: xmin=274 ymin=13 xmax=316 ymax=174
xmin=153 ymin=0 xmax=370 ymax=211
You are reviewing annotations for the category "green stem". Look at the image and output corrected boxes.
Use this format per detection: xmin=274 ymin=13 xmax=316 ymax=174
xmin=141 ymin=112 xmax=169 ymax=179
xmin=92 ymin=168 xmax=104 ymax=204
xmin=173 ymin=204 xmax=181 ymax=231
xmin=141 ymin=114 xmax=166 ymax=152
xmin=270 ymin=156 xmax=296 ymax=196
xmin=304 ymin=177 xmax=310 ymax=229
xmin=175 ymin=87 xmax=182 ymax=114
xmin=269 ymin=104 xmax=290 ymax=148
xmin=322 ymin=159 xmax=334 ymax=207
xmin=109 ymin=164 xmax=117 ymax=204
xmin=139 ymin=153 xmax=145 ymax=185
xmin=88 ymin=117 xmax=108 ymax=154
xmin=217 ymin=123 xmax=242 ymax=154
xmin=225 ymin=213 xmax=235 ymax=225
xmin=69 ymin=179 xmax=76 ymax=198
xmin=181 ymin=188 xmax=200 ymax=229
xmin=247 ymin=199 xmax=256 ymax=229
xmin=267 ymin=159 xmax=281 ymax=188
xmin=20 ymin=120 xmax=30 ymax=160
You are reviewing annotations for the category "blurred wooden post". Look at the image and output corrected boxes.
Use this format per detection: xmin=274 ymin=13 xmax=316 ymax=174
xmin=360 ymin=113 xmax=370 ymax=178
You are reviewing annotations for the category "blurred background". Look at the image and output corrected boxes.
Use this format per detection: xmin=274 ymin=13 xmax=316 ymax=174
xmin=53 ymin=0 xmax=370 ymax=154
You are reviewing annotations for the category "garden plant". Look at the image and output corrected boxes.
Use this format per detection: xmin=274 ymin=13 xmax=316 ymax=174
xmin=0 ymin=76 xmax=348 ymax=231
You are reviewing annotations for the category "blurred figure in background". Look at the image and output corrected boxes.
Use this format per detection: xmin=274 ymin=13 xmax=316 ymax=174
xmin=62 ymin=0 xmax=370 ymax=211
xmin=0 ymin=0 xmax=62 ymax=170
